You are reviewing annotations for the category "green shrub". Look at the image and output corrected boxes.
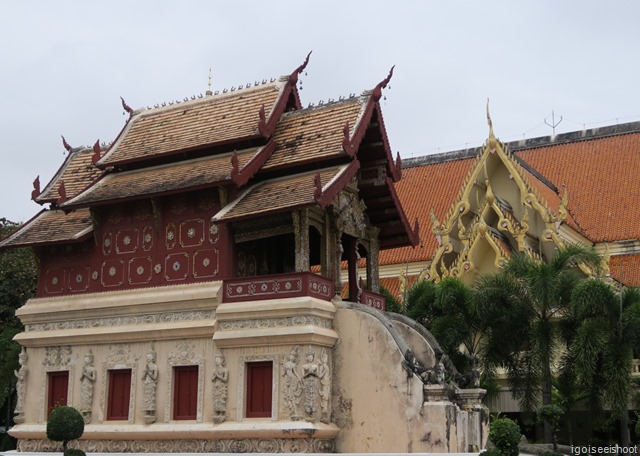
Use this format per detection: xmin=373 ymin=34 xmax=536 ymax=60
xmin=46 ymin=406 xmax=84 ymax=452
xmin=489 ymin=417 xmax=521 ymax=456
xmin=64 ymin=449 xmax=86 ymax=456
xmin=483 ymin=448 xmax=503 ymax=456
xmin=539 ymin=404 xmax=564 ymax=451
xmin=380 ymin=285 xmax=402 ymax=313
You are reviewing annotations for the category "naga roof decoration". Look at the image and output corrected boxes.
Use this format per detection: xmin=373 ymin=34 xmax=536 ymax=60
xmin=262 ymin=66 xmax=401 ymax=182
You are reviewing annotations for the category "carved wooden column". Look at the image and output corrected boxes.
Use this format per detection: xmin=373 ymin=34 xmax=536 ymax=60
xmin=293 ymin=210 xmax=310 ymax=272
xmin=367 ymin=227 xmax=380 ymax=293
xmin=346 ymin=236 xmax=359 ymax=302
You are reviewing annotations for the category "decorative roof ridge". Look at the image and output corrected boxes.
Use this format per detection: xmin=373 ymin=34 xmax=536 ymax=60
xmin=96 ymin=78 xmax=289 ymax=168
xmin=296 ymin=95 xmax=362 ymax=112
xmin=140 ymin=78 xmax=284 ymax=114
xmin=402 ymin=148 xmax=481 ymax=168
xmin=339 ymin=67 xmax=399 ymax=177
xmin=383 ymin=175 xmax=420 ymax=248
xmin=231 ymin=141 xmax=276 ymax=187
xmin=510 ymin=120 xmax=640 ymax=151
xmin=404 ymin=119 xmax=640 ymax=169
xmin=314 ymin=161 xmax=360 ymax=208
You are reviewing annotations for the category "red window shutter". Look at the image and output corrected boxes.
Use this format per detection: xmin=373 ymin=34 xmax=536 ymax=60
xmin=107 ymin=369 xmax=131 ymax=420
xmin=47 ymin=371 xmax=69 ymax=416
xmin=246 ymin=361 xmax=272 ymax=418
xmin=173 ymin=365 xmax=198 ymax=420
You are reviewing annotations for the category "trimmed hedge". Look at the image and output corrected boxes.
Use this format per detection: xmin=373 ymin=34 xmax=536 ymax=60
xmin=46 ymin=406 xmax=84 ymax=452
xmin=489 ymin=417 xmax=521 ymax=456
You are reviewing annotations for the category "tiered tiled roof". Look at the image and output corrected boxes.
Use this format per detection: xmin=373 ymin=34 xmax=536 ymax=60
xmin=213 ymin=165 xmax=351 ymax=222
xmin=0 ymin=209 xmax=92 ymax=249
xmin=7 ymin=59 xmax=420 ymax=258
xmin=98 ymin=81 xmax=291 ymax=167
xmin=263 ymin=98 xmax=364 ymax=171
xmin=62 ymin=147 xmax=264 ymax=208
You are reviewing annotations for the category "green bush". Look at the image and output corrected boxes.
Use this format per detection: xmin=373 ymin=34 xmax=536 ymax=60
xmin=489 ymin=417 xmax=521 ymax=456
xmin=380 ymin=285 xmax=401 ymax=313
xmin=539 ymin=404 xmax=564 ymax=451
xmin=46 ymin=406 xmax=84 ymax=452
xmin=483 ymin=448 xmax=503 ymax=456
xmin=64 ymin=449 xmax=86 ymax=456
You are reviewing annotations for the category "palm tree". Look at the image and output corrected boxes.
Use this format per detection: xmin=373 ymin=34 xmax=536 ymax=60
xmin=404 ymin=277 xmax=483 ymax=383
xmin=571 ymin=279 xmax=640 ymax=446
xmin=474 ymin=244 xmax=600 ymax=443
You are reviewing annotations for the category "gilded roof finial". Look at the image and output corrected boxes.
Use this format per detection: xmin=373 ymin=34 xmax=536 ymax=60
xmin=206 ymin=68 xmax=213 ymax=96
xmin=486 ymin=98 xmax=495 ymax=139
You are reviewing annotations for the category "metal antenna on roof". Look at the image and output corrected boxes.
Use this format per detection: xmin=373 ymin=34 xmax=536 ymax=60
xmin=206 ymin=68 xmax=213 ymax=96
xmin=544 ymin=110 xmax=563 ymax=135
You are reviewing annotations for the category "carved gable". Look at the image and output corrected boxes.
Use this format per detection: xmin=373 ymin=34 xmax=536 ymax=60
xmin=426 ymin=118 xmax=571 ymax=283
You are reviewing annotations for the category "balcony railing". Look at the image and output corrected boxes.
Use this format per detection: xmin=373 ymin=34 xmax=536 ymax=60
xmin=223 ymin=272 xmax=335 ymax=303
xmin=360 ymin=289 xmax=386 ymax=311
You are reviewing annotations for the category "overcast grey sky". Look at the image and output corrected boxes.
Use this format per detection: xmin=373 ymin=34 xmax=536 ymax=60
xmin=1 ymin=0 xmax=639 ymax=224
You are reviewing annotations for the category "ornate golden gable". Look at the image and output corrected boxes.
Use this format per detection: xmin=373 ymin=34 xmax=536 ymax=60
xmin=424 ymin=106 xmax=572 ymax=283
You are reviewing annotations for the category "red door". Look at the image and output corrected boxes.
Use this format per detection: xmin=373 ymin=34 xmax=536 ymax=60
xmin=107 ymin=369 xmax=131 ymax=420
xmin=47 ymin=371 xmax=69 ymax=416
xmin=246 ymin=361 xmax=273 ymax=418
xmin=173 ymin=365 xmax=198 ymax=420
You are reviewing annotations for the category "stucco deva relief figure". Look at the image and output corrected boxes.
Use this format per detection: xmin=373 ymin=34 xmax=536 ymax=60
xmin=318 ymin=348 xmax=331 ymax=423
xmin=80 ymin=350 xmax=97 ymax=423
xmin=14 ymin=347 xmax=27 ymax=423
xmin=142 ymin=347 xmax=158 ymax=423
xmin=282 ymin=345 xmax=302 ymax=420
xmin=211 ymin=350 xmax=228 ymax=423
xmin=302 ymin=347 xmax=320 ymax=420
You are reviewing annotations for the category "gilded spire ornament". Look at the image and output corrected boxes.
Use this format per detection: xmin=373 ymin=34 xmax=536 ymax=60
xmin=486 ymin=98 xmax=495 ymax=139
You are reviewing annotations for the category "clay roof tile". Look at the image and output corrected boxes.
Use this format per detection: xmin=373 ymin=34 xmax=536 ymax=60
xmin=0 ymin=209 xmax=93 ymax=249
